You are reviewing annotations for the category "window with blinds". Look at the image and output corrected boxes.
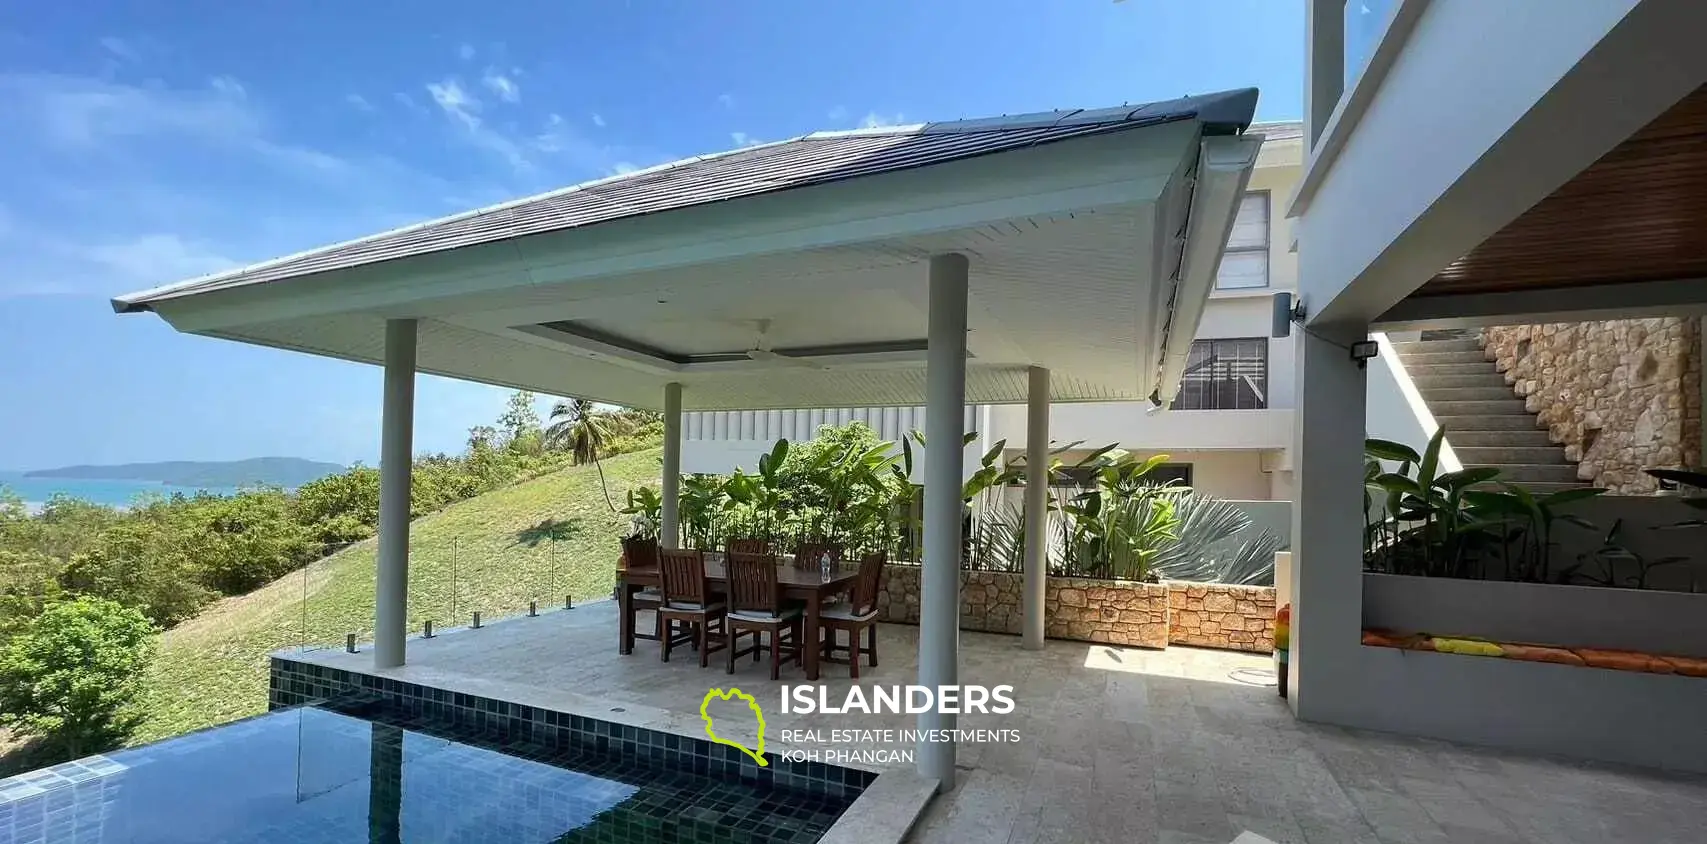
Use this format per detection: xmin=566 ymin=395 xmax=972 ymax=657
xmin=1216 ymin=192 xmax=1270 ymax=290
xmin=1170 ymin=337 xmax=1269 ymax=410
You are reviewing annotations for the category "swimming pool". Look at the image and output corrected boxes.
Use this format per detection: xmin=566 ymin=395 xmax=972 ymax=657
xmin=0 ymin=698 xmax=861 ymax=843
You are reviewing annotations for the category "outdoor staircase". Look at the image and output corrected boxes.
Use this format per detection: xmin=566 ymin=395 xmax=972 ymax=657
xmin=1391 ymin=335 xmax=1591 ymax=494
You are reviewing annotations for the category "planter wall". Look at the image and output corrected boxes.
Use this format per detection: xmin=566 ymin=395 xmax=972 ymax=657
xmin=1363 ymin=572 xmax=1707 ymax=658
xmin=1165 ymin=583 xmax=1276 ymax=652
xmin=875 ymin=565 xmax=1276 ymax=652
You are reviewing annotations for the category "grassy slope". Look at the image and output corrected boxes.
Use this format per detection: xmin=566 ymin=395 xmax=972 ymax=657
xmin=131 ymin=449 xmax=660 ymax=744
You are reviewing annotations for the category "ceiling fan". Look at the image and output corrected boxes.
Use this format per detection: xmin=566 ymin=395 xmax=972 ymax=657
xmin=744 ymin=319 xmax=825 ymax=368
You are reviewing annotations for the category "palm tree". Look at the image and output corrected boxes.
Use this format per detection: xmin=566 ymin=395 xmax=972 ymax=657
xmin=543 ymin=398 xmax=621 ymax=465
xmin=545 ymin=398 xmax=644 ymax=512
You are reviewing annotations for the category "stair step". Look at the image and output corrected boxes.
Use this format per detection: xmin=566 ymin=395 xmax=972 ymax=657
xmin=1395 ymin=349 xmax=1491 ymax=365
xmin=1390 ymin=338 xmax=1482 ymax=354
xmin=1433 ymin=415 xmax=1540 ymax=431
xmin=1429 ymin=399 xmax=1531 ymax=416
xmin=1409 ymin=372 xmax=1508 ymax=389
xmin=1448 ymin=430 xmax=1556 ymax=448
xmin=1420 ymin=386 xmax=1522 ymax=402
xmin=1465 ymin=463 xmax=1583 ymax=483
xmin=1401 ymin=361 xmax=1495 ymax=376
xmin=1508 ymin=482 xmax=1596 ymax=495
xmin=1455 ymin=446 xmax=1569 ymax=465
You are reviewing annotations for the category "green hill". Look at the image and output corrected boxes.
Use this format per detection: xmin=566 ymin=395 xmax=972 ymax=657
xmin=131 ymin=449 xmax=660 ymax=743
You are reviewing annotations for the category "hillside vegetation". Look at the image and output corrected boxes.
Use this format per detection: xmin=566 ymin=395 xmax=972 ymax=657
xmin=133 ymin=448 xmax=659 ymax=743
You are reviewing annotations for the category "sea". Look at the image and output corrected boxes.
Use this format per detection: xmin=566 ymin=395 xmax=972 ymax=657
xmin=0 ymin=472 xmax=240 ymax=515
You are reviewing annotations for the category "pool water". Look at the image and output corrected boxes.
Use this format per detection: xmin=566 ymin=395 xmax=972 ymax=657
xmin=0 ymin=700 xmax=857 ymax=844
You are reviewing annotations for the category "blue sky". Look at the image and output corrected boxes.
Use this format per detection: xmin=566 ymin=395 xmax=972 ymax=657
xmin=0 ymin=0 xmax=1302 ymax=471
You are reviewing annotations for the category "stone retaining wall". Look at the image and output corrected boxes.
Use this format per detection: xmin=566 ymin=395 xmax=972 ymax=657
xmin=1482 ymin=319 xmax=1703 ymax=493
xmin=1165 ymin=583 xmax=1276 ymax=652
xmin=874 ymin=565 xmax=1274 ymax=652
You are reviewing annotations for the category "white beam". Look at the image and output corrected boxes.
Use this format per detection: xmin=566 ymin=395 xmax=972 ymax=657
xmin=374 ymin=319 xmax=417 ymax=669
xmin=1374 ymin=278 xmax=1707 ymax=330
xmin=1022 ymin=366 xmax=1049 ymax=651
xmin=919 ymin=253 xmax=968 ymax=789
xmin=661 ymin=382 xmax=683 ymax=548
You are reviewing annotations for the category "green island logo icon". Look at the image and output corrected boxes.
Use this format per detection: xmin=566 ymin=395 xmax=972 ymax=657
xmin=700 ymin=687 xmax=768 ymax=766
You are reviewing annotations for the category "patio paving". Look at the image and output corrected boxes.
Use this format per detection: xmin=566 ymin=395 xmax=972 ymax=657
xmin=287 ymin=600 xmax=1707 ymax=844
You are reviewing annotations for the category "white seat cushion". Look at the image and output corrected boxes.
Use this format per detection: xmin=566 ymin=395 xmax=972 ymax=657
xmin=821 ymin=606 xmax=878 ymax=623
xmin=663 ymin=601 xmax=724 ymax=613
xmin=632 ymin=588 xmax=664 ymax=603
xmin=729 ymin=608 xmax=802 ymax=623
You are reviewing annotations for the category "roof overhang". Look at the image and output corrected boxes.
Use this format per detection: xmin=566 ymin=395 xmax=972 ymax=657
xmin=115 ymin=93 xmax=1262 ymax=411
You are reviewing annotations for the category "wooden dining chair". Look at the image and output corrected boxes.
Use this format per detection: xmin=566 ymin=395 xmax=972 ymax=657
xmin=622 ymin=536 xmax=669 ymax=643
xmin=657 ymin=548 xmax=727 ymax=667
xmin=791 ymin=541 xmax=843 ymax=569
xmin=726 ymin=537 xmax=774 ymax=556
xmin=723 ymin=552 xmax=804 ymax=679
xmin=821 ymin=551 xmax=885 ymax=678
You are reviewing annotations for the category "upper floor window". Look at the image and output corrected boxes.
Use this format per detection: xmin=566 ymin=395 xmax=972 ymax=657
xmin=1216 ymin=192 xmax=1270 ymax=290
xmin=1171 ymin=338 xmax=1268 ymax=410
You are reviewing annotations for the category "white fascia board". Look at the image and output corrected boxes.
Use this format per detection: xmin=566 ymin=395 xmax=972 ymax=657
xmin=155 ymin=122 xmax=1197 ymax=336
xmin=1152 ymin=134 xmax=1262 ymax=402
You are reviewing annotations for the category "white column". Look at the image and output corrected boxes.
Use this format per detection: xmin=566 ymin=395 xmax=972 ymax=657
xmin=1304 ymin=0 xmax=1345 ymax=149
xmin=374 ymin=319 xmax=417 ymax=669
xmin=1288 ymin=323 xmax=1368 ymax=719
xmin=919 ymin=253 xmax=967 ymax=789
xmin=1022 ymin=366 xmax=1049 ymax=650
xmin=661 ymin=382 xmax=683 ymax=549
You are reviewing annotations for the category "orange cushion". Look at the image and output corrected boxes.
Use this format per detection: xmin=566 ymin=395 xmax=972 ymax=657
xmin=1574 ymin=648 xmax=1673 ymax=674
xmin=1499 ymin=644 xmax=1586 ymax=667
xmin=1362 ymin=629 xmax=1433 ymax=650
xmin=1657 ymin=655 xmax=1707 ymax=677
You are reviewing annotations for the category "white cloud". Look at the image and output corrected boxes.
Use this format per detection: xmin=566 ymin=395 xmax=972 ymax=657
xmin=209 ymin=76 xmax=246 ymax=99
xmin=88 ymin=233 xmax=236 ymax=287
xmin=590 ymin=112 xmax=605 ymax=128
xmin=345 ymin=93 xmax=372 ymax=111
xmin=717 ymin=93 xmax=734 ymax=109
xmin=611 ymin=162 xmax=638 ymax=175
xmin=860 ymin=111 xmax=906 ymax=129
xmin=481 ymin=69 xmax=520 ymax=103
xmin=99 ymin=37 xmax=140 ymax=62
xmin=426 ymin=78 xmax=481 ymax=129
xmin=2 ymin=72 xmax=261 ymax=148
xmin=730 ymin=131 xmax=762 ymax=148
xmin=458 ymin=43 xmax=476 ymax=60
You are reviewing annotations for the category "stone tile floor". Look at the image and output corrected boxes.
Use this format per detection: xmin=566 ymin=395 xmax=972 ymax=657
xmin=290 ymin=602 xmax=1707 ymax=844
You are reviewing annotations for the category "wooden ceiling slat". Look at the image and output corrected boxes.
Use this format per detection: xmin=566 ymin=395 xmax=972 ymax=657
xmin=1415 ymin=84 xmax=1707 ymax=298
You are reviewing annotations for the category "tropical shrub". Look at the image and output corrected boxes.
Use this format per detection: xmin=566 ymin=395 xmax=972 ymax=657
xmin=0 ymin=597 xmax=157 ymax=757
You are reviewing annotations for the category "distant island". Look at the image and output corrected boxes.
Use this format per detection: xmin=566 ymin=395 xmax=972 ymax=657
xmin=24 ymin=457 xmax=347 ymax=489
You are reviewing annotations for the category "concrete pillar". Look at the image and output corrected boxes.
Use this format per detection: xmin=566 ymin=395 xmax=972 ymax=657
xmin=919 ymin=253 xmax=968 ymax=789
xmin=374 ymin=319 xmax=416 ymax=669
xmin=661 ymin=382 xmax=683 ymax=549
xmin=1288 ymin=323 xmax=1368 ymax=720
xmin=1022 ymin=366 xmax=1049 ymax=650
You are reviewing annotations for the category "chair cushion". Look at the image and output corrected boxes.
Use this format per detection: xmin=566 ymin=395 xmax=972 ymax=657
xmin=663 ymin=601 xmax=724 ymax=613
xmin=729 ymin=608 xmax=802 ymax=623
xmin=821 ymin=606 xmax=878 ymax=623
xmin=631 ymin=588 xmax=664 ymax=603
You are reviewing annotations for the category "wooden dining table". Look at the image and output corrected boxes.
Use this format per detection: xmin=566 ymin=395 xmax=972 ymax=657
xmin=617 ymin=553 xmax=859 ymax=681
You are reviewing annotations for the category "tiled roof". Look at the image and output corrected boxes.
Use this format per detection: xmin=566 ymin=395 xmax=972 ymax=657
xmin=113 ymin=88 xmax=1258 ymax=311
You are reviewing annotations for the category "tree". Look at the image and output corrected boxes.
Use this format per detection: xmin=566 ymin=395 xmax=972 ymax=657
xmin=0 ymin=597 xmax=157 ymax=758
xmin=498 ymin=390 xmax=542 ymax=454
xmin=544 ymin=398 xmax=626 ymax=465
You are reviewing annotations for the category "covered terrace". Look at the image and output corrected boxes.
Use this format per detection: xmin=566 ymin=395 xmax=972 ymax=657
xmin=113 ymin=88 xmax=1265 ymax=790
